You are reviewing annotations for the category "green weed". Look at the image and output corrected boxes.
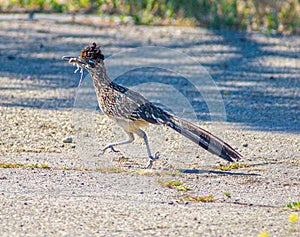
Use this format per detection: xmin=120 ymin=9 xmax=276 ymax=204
xmin=218 ymin=162 xmax=251 ymax=171
xmin=180 ymin=194 xmax=215 ymax=203
xmin=95 ymin=167 xmax=126 ymax=173
xmin=0 ymin=163 xmax=24 ymax=168
xmin=286 ymin=202 xmax=300 ymax=210
xmin=27 ymin=164 xmax=39 ymax=169
xmin=158 ymin=179 xmax=192 ymax=192
xmin=40 ymin=163 xmax=50 ymax=169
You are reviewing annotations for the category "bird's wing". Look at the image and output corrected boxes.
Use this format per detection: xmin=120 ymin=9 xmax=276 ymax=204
xmin=109 ymin=82 xmax=170 ymax=124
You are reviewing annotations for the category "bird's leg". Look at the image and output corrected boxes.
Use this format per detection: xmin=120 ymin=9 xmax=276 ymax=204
xmin=135 ymin=129 xmax=160 ymax=168
xmin=98 ymin=132 xmax=134 ymax=155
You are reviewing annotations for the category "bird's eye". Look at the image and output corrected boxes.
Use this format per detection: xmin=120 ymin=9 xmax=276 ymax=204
xmin=88 ymin=59 xmax=95 ymax=67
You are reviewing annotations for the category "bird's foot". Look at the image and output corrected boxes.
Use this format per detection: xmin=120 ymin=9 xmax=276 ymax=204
xmin=98 ymin=149 xmax=105 ymax=156
xmin=98 ymin=145 xmax=119 ymax=156
xmin=110 ymin=146 xmax=120 ymax=153
xmin=144 ymin=152 xmax=160 ymax=169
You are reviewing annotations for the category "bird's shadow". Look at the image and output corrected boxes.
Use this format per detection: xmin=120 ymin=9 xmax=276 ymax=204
xmin=178 ymin=169 xmax=260 ymax=176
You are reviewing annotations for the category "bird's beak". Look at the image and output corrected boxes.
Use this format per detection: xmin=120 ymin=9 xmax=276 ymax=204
xmin=62 ymin=56 xmax=86 ymax=67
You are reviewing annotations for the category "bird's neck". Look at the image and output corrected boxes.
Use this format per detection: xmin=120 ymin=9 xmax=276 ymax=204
xmin=90 ymin=63 xmax=112 ymax=89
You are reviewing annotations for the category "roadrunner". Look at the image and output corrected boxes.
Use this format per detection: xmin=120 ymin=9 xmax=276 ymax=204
xmin=63 ymin=43 xmax=242 ymax=168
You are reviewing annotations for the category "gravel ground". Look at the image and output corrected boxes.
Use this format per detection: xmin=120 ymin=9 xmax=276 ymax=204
xmin=0 ymin=14 xmax=299 ymax=236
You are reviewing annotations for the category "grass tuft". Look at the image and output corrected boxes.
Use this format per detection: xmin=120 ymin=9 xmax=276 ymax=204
xmin=218 ymin=162 xmax=251 ymax=171
xmin=0 ymin=163 xmax=52 ymax=169
xmin=0 ymin=163 xmax=24 ymax=168
xmin=40 ymin=163 xmax=50 ymax=169
xmin=158 ymin=179 xmax=192 ymax=192
xmin=286 ymin=201 xmax=300 ymax=210
xmin=95 ymin=167 xmax=126 ymax=173
xmin=180 ymin=194 xmax=216 ymax=203
xmin=27 ymin=164 xmax=39 ymax=169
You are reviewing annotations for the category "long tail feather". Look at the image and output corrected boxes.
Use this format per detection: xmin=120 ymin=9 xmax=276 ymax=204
xmin=166 ymin=115 xmax=242 ymax=162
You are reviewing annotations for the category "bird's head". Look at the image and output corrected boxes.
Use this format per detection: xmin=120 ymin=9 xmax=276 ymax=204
xmin=62 ymin=42 xmax=104 ymax=71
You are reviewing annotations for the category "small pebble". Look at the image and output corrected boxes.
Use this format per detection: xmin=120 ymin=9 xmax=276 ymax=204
xmin=62 ymin=137 xmax=73 ymax=143
xmin=243 ymin=143 xmax=248 ymax=147
xmin=83 ymin=133 xmax=89 ymax=137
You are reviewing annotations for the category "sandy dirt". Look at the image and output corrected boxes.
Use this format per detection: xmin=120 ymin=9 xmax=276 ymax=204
xmin=0 ymin=14 xmax=299 ymax=236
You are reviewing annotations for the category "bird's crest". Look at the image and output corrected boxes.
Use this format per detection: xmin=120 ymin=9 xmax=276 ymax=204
xmin=80 ymin=42 xmax=104 ymax=61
